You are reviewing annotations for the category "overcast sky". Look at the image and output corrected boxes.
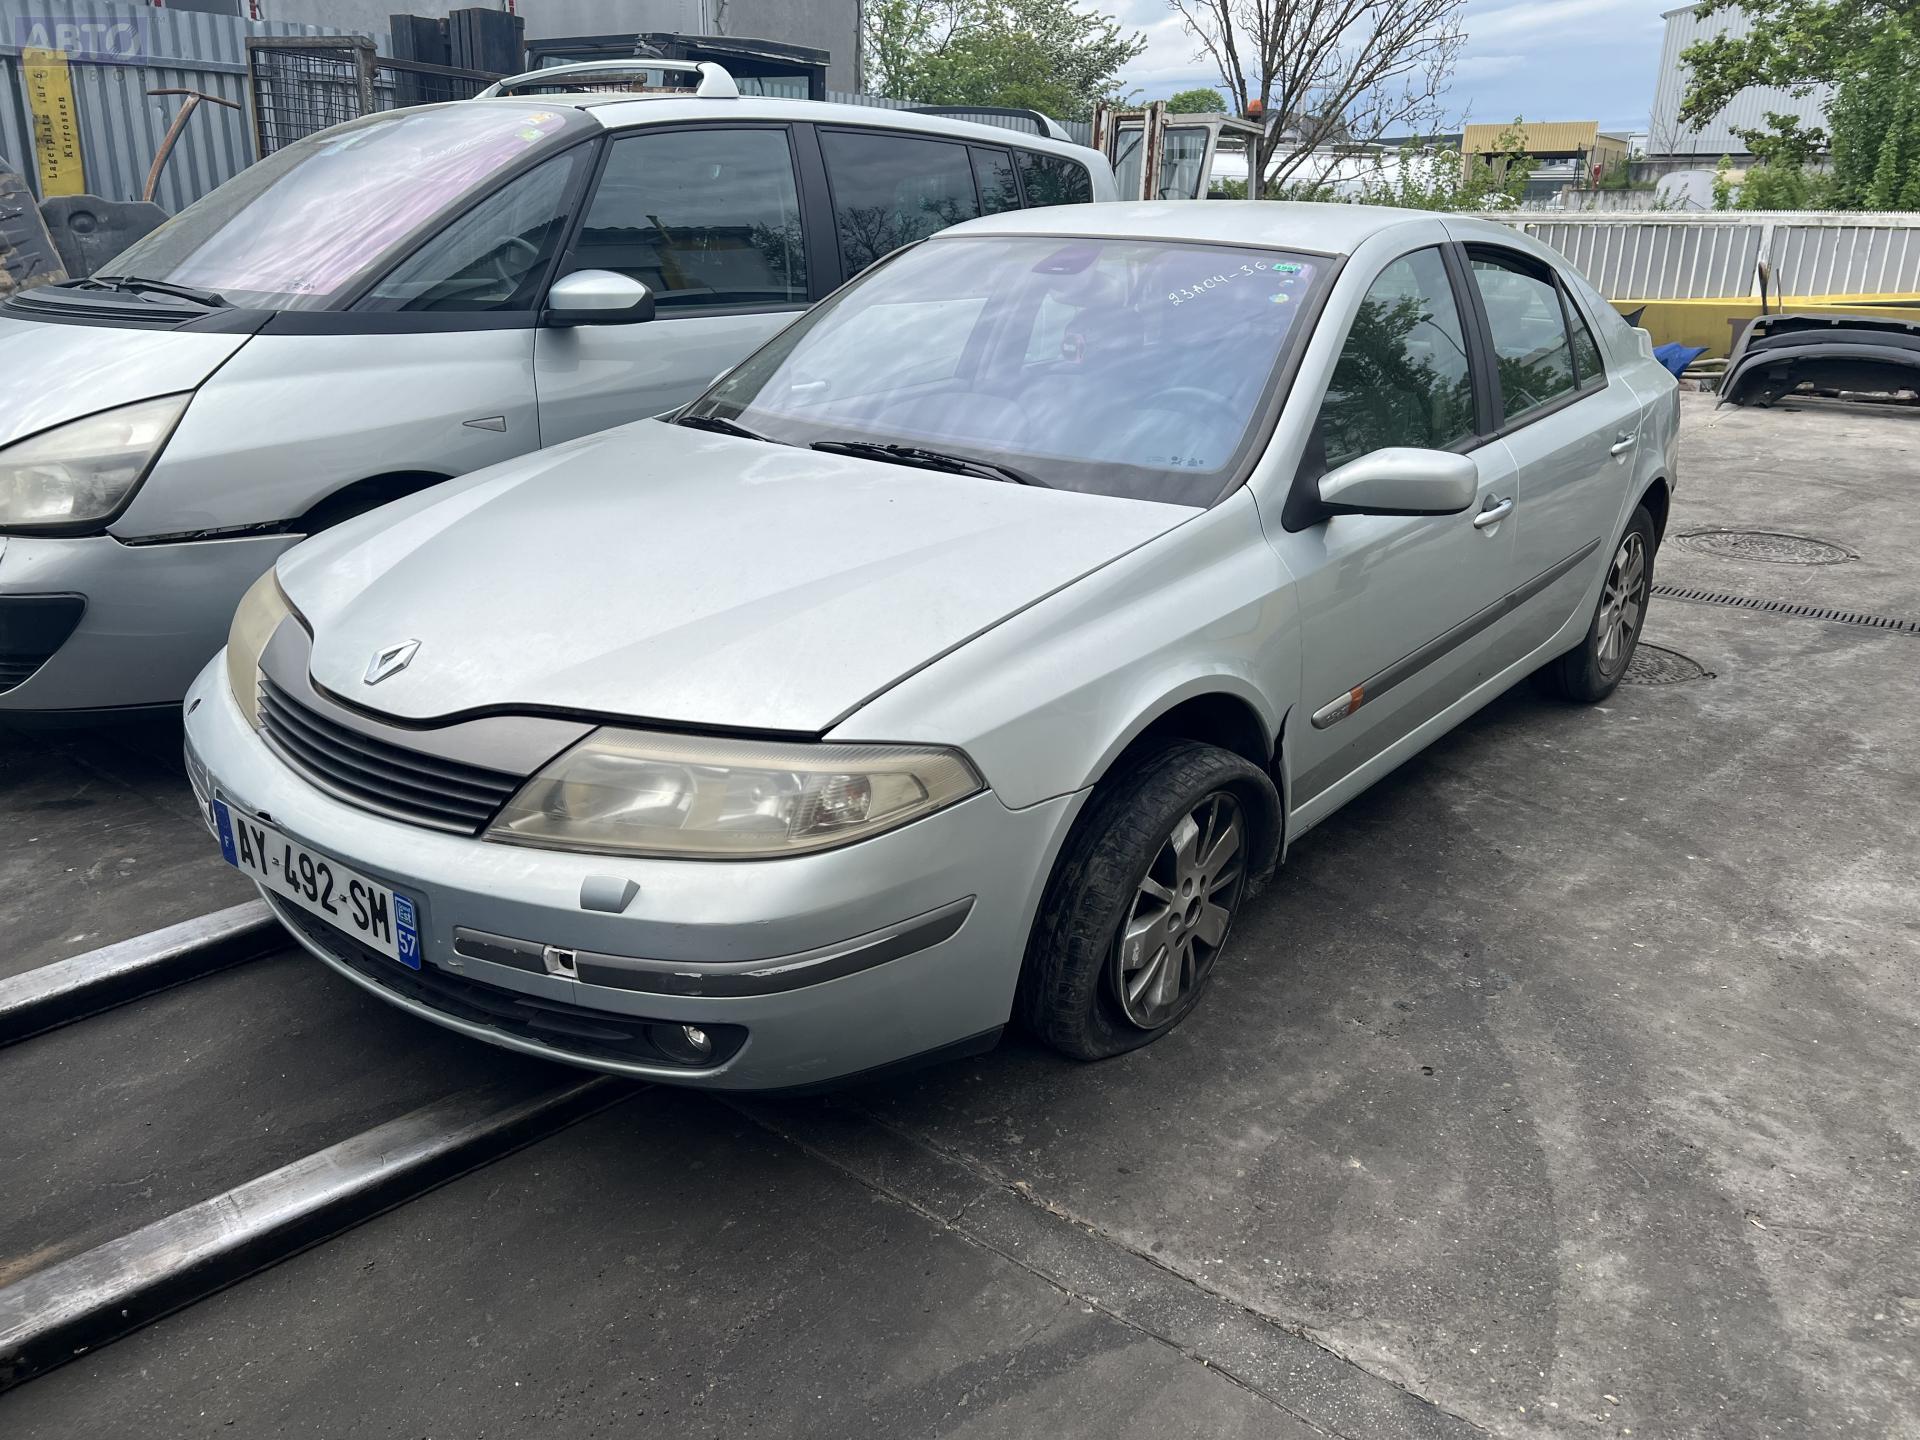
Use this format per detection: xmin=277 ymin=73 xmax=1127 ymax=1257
xmin=1097 ymin=0 xmax=1678 ymax=136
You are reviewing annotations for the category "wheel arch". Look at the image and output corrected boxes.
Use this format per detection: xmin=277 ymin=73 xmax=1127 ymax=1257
xmin=293 ymin=470 xmax=456 ymax=534
xmin=1637 ymin=475 xmax=1671 ymax=547
xmin=1080 ymin=679 xmax=1286 ymax=888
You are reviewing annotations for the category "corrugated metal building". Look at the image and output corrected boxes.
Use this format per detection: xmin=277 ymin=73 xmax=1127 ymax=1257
xmin=1646 ymin=2 xmax=1831 ymax=159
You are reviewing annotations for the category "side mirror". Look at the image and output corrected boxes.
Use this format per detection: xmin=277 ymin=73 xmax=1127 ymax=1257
xmin=1317 ymin=447 xmax=1478 ymax=518
xmin=545 ymin=270 xmax=655 ymax=327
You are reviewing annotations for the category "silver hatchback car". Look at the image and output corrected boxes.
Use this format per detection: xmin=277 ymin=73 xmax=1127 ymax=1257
xmin=183 ymin=201 xmax=1678 ymax=1090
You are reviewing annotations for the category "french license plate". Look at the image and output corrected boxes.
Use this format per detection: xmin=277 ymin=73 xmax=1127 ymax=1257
xmin=212 ymin=800 xmax=421 ymax=969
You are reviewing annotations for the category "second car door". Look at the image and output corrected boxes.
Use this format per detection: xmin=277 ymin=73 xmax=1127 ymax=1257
xmin=1458 ymin=245 xmax=1642 ymax=649
xmin=1279 ymin=244 xmax=1525 ymax=814
xmin=534 ymin=125 xmax=817 ymax=445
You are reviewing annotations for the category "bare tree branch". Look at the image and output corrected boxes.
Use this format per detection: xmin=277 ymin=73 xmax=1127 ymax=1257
xmin=1169 ymin=0 xmax=1464 ymax=196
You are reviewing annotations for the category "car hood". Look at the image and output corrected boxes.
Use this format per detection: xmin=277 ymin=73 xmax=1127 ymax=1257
xmin=279 ymin=420 xmax=1194 ymax=733
xmin=0 ymin=313 xmax=250 ymax=448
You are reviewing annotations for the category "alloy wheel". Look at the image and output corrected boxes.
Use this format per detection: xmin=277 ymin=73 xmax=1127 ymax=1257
xmin=1596 ymin=531 xmax=1648 ymax=675
xmin=1112 ymin=792 xmax=1246 ymax=1029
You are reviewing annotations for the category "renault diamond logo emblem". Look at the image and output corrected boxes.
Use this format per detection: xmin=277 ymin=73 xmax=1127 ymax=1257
xmin=365 ymin=639 xmax=420 ymax=686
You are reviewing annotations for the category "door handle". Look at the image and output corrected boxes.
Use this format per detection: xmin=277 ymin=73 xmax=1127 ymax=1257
xmin=1610 ymin=432 xmax=1638 ymax=455
xmin=1473 ymin=497 xmax=1514 ymax=529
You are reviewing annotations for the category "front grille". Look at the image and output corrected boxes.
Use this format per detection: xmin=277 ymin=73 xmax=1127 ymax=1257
xmin=271 ymin=897 xmax=746 ymax=1069
xmin=257 ymin=674 xmax=522 ymax=833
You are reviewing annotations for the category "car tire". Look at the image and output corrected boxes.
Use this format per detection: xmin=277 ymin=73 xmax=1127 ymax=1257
xmin=1534 ymin=504 xmax=1657 ymax=704
xmin=1019 ymin=739 xmax=1276 ymax=1061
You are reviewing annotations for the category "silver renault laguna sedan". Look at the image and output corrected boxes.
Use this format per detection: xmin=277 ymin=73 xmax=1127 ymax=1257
xmin=183 ymin=202 xmax=1677 ymax=1090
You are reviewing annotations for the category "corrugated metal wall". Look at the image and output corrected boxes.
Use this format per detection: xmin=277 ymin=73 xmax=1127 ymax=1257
xmin=0 ymin=0 xmax=334 ymax=210
xmin=1647 ymin=2 xmax=1831 ymax=158
xmin=1486 ymin=213 xmax=1920 ymax=300
xmin=827 ymin=88 xmax=1093 ymax=146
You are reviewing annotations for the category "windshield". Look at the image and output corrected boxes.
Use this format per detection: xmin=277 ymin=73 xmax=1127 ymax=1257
xmin=101 ymin=105 xmax=588 ymax=310
xmin=685 ymin=234 xmax=1323 ymax=505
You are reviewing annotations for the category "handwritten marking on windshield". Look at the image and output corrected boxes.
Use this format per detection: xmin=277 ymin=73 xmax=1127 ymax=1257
xmin=1168 ymin=259 xmax=1309 ymax=306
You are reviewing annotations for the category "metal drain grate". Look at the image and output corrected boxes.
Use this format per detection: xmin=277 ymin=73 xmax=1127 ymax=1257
xmin=1674 ymin=529 xmax=1856 ymax=565
xmin=1650 ymin=584 xmax=1920 ymax=633
xmin=1625 ymin=643 xmax=1713 ymax=685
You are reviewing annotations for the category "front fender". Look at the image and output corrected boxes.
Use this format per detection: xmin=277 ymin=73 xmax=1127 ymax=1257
xmin=831 ymin=490 xmax=1300 ymax=811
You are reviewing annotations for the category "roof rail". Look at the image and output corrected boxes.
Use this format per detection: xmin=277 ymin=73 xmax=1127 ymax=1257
xmin=907 ymin=105 xmax=1071 ymax=143
xmin=477 ymin=58 xmax=740 ymax=100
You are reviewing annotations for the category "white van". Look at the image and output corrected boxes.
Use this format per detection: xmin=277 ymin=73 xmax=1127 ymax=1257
xmin=0 ymin=62 xmax=1114 ymax=712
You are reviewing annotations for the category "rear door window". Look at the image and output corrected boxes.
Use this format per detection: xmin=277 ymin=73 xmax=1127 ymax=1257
xmin=819 ymin=128 xmax=981 ymax=277
xmin=1471 ymin=253 xmax=1578 ymax=423
xmin=568 ymin=126 xmax=809 ymax=311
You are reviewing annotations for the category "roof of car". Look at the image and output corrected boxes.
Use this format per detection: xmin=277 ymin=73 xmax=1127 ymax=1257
xmin=476 ymin=92 xmax=1099 ymax=160
xmin=941 ymin=200 xmax=1530 ymax=258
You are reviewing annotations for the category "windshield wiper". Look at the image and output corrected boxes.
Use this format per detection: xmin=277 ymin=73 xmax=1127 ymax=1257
xmin=87 ymin=275 xmax=227 ymax=308
xmin=811 ymin=440 xmax=1046 ymax=487
xmin=674 ymin=413 xmax=782 ymax=444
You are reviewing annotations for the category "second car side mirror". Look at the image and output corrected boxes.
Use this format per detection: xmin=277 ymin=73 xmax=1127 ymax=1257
xmin=545 ymin=270 xmax=656 ymax=327
xmin=1316 ymin=448 xmax=1478 ymax=518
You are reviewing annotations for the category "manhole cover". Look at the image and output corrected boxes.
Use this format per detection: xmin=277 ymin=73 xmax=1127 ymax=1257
xmin=1625 ymin=643 xmax=1713 ymax=685
xmin=1674 ymin=529 xmax=1855 ymax=565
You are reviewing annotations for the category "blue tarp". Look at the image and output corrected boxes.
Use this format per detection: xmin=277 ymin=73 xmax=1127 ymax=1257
xmin=1654 ymin=342 xmax=1708 ymax=378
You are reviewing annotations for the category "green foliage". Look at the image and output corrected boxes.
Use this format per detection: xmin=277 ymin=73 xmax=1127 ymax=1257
xmin=1350 ymin=120 xmax=1536 ymax=211
xmin=1164 ymin=86 xmax=1227 ymax=113
xmin=1682 ymin=0 xmax=1920 ymax=210
xmin=861 ymin=0 xmax=1146 ymax=121
xmin=1594 ymin=153 xmax=1655 ymax=191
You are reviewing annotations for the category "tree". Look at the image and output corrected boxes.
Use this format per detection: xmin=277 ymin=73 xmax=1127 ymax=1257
xmin=1165 ymin=86 xmax=1227 ymax=112
xmin=1680 ymin=0 xmax=1920 ymax=209
xmin=861 ymin=0 xmax=1147 ymax=121
xmin=1166 ymin=0 xmax=1466 ymax=196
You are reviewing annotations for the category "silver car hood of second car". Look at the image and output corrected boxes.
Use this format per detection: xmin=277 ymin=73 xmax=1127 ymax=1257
xmin=0 ymin=312 xmax=251 ymax=448
xmin=279 ymin=420 xmax=1195 ymax=733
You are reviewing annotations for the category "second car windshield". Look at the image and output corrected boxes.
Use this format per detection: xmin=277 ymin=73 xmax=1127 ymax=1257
xmin=100 ymin=105 xmax=586 ymax=310
xmin=684 ymin=234 xmax=1323 ymax=506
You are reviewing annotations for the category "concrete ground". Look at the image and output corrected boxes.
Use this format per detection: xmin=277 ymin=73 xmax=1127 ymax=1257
xmin=2 ymin=392 xmax=1915 ymax=1438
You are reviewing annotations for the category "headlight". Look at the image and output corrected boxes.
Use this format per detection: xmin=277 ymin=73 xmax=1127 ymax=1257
xmin=487 ymin=729 xmax=984 ymax=858
xmin=0 ymin=394 xmax=191 ymax=530
xmin=225 ymin=568 xmax=296 ymax=728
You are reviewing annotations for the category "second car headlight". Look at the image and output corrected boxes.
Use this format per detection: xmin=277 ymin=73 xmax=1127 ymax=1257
xmin=225 ymin=567 xmax=296 ymax=728
xmin=0 ymin=394 xmax=192 ymax=530
xmin=487 ymin=730 xmax=984 ymax=858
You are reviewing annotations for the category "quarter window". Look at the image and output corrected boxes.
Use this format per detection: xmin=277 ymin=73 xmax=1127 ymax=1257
xmin=1016 ymin=149 xmax=1094 ymax=207
xmin=820 ymin=129 xmax=980 ymax=277
xmin=1317 ymin=247 xmax=1477 ymax=469
xmin=1471 ymin=254 xmax=1578 ymax=422
xmin=1567 ymin=300 xmax=1606 ymax=386
xmin=569 ymin=127 xmax=808 ymax=310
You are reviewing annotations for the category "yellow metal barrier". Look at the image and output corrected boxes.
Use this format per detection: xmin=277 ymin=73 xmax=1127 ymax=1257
xmin=1614 ymin=295 xmax=1920 ymax=357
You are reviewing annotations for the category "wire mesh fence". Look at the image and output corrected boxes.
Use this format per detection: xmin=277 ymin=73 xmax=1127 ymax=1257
xmin=245 ymin=37 xmax=494 ymax=158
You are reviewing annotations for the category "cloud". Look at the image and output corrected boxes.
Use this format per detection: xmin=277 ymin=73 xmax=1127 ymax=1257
xmin=1463 ymin=0 xmax=1659 ymax=44
xmin=1091 ymin=0 xmax=1673 ymax=131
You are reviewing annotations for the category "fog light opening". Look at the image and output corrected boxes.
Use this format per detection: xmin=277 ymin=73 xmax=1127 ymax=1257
xmin=647 ymin=1021 xmax=717 ymax=1066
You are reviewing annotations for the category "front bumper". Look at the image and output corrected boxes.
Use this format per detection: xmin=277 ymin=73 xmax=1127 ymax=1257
xmin=0 ymin=531 xmax=297 ymax=710
xmin=182 ymin=657 xmax=1081 ymax=1090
